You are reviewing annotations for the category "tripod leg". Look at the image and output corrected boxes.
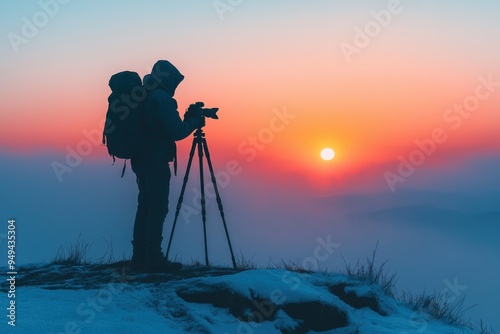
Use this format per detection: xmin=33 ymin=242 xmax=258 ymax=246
xmin=165 ymin=137 xmax=197 ymax=260
xmin=201 ymin=137 xmax=238 ymax=269
xmin=198 ymin=140 xmax=209 ymax=267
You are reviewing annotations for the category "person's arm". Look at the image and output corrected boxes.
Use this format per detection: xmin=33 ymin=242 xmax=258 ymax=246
xmin=155 ymin=93 xmax=203 ymax=141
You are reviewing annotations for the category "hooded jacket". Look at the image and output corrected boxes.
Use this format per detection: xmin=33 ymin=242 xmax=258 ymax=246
xmin=138 ymin=60 xmax=199 ymax=163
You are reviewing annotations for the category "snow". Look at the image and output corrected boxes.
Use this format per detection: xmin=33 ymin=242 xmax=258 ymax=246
xmin=15 ymin=286 xmax=185 ymax=334
xmin=0 ymin=265 xmax=479 ymax=334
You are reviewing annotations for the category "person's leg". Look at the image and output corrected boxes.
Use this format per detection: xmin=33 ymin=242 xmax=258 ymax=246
xmin=143 ymin=159 xmax=171 ymax=270
xmin=131 ymin=160 xmax=148 ymax=270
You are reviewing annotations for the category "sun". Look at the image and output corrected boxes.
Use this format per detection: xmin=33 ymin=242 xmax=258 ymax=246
xmin=320 ymin=148 xmax=335 ymax=161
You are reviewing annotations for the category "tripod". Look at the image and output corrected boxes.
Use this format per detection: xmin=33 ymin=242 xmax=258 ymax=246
xmin=165 ymin=128 xmax=237 ymax=269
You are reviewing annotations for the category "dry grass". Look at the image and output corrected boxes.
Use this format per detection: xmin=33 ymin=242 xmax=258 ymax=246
xmin=52 ymin=234 xmax=92 ymax=265
xmin=340 ymin=241 xmax=398 ymax=297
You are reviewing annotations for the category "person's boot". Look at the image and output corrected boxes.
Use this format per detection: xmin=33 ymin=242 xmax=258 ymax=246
xmin=143 ymin=250 xmax=181 ymax=273
xmin=130 ymin=240 xmax=145 ymax=272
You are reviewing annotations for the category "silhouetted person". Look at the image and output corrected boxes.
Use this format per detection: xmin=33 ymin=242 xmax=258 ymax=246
xmin=131 ymin=60 xmax=204 ymax=272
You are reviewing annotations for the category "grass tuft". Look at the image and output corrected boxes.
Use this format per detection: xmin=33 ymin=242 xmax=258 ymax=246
xmin=234 ymin=252 xmax=258 ymax=270
xmin=340 ymin=241 xmax=398 ymax=297
xmin=52 ymin=234 xmax=92 ymax=265
xmin=399 ymin=290 xmax=474 ymax=327
xmin=478 ymin=319 xmax=497 ymax=334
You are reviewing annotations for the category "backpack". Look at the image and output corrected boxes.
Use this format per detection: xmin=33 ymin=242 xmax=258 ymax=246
xmin=102 ymin=71 xmax=145 ymax=176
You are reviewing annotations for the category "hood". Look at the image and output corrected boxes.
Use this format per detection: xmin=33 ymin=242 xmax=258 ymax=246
xmin=150 ymin=60 xmax=184 ymax=96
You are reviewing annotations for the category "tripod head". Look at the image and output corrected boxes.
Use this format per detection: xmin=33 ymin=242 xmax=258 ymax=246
xmin=194 ymin=128 xmax=206 ymax=138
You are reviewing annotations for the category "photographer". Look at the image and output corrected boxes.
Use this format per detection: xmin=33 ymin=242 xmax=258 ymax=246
xmin=130 ymin=60 xmax=204 ymax=273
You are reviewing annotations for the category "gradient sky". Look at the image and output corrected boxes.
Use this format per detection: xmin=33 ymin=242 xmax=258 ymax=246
xmin=1 ymin=0 xmax=499 ymax=331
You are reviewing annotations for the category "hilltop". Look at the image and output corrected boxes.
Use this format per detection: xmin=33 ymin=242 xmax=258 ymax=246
xmin=0 ymin=261 xmax=482 ymax=334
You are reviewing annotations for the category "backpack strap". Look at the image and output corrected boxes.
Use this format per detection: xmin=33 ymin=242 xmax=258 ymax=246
xmin=173 ymin=144 xmax=177 ymax=176
xmin=121 ymin=159 xmax=127 ymax=178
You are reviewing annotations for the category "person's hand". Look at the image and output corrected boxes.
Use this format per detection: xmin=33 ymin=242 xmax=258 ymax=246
xmin=192 ymin=115 xmax=205 ymax=129
xmin=184 ymin=102 xmax=204 ymax=119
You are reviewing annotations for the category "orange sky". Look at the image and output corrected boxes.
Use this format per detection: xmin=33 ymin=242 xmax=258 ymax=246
xmin=1 ymin=1 xmax=499 ymax=192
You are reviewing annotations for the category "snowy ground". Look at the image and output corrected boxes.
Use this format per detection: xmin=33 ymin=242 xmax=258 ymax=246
xmin=1 ymin=262 xmax=478 ymax=334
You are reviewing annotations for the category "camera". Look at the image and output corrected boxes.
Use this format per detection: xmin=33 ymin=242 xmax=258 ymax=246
xmin=189 ymin=102 xmax=219 ymax=120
